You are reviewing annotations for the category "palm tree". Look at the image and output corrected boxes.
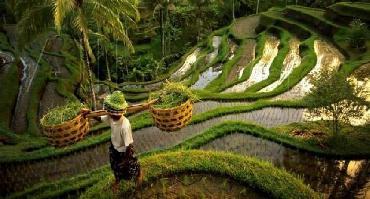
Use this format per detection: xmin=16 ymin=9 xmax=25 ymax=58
xmin=15 ymin=0 xmax=139 ymax=110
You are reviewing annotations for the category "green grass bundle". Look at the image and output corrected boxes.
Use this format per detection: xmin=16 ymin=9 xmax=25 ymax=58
xmin=150 ymin=82 xmax=199 ymax=109
xmin=40 ymin=101 xmax=86 ymax=126
xmin=103 ymin=91 xmax=128 ymax=111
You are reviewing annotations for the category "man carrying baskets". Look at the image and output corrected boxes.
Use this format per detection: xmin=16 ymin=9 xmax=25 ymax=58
xmin=83 ymin=91 xmax=154 ymax=192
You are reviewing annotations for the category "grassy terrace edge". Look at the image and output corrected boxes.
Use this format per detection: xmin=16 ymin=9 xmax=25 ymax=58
xmin=80 ymin=150 xmax=319 ymax=199
xmin=11 ymin=151 xmax=319 ymax=199
xmin=11 ymin=120 xmax=369 ymax=198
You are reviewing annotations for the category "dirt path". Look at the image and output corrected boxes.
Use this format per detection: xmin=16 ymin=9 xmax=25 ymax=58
xmin=226 ymin=39 xmax=256 ymax=83
xmin=231 ymin=15 xmax=260 ymax=39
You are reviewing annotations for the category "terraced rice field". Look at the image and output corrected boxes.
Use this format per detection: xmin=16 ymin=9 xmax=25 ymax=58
xmin=1 ymin=3 xmax=370 ymax=199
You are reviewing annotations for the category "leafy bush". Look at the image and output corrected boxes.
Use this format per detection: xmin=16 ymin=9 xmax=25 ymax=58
xmin=149 ymin=82 xmax=199 ymax=109
xmin=40 ymin=101 xmax=86 ymax=126
xmin=129 ymin=54 xmax=164 ymax=82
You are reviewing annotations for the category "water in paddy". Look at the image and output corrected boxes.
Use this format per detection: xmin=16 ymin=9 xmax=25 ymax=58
xmin=191 ymin=64 xmax=222 ymax=89
xmin=170 ymin=48 xmax=201 ymax=80
xmin=259 ymin=38 xmax=301 ymax=93
xmin=200 ymin=133 xmax=369 ymax=199
xmin=273 ymin=40 xmax=344 ymax=101
xmin=223 ymin=36 xmax=280 ymax=93
xmin=128 ymin=173 xmax=266 ymax=199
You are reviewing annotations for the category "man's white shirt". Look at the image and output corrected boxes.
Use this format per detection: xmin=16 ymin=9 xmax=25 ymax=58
xmin=101 ymin=115 xmax=133 ymax=152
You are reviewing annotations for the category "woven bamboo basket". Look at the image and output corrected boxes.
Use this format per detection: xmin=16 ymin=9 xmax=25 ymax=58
xmin=149 ymin=99 xmax=193 ymax=131
xmin=41 ymin=113 xmax=89 ymax=147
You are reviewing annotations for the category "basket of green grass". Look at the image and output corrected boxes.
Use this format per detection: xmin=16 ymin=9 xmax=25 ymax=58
xmin=149 ymin=82 xmax=198 ymax=131
xmin=40 ymin=101 xmax=89 ymax=147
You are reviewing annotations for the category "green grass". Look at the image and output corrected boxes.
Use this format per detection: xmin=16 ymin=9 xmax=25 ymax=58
xmin=1 ymin=35 xmax=365 ymax=163
xmin=80 ymin=150 xmax=319 ymax=199
xmin=11 ymin=151 xmax=319 ymax=199
xmin=40 ymin=101 xmax=85 ymax=126
xmin=11 ymin=119 xmax=369 ymax=198
xmin=150 ymin=82 xmax=198 ymax=109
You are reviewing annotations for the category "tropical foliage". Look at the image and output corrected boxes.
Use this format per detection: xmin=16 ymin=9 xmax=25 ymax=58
xmin=15 ymin=0 xmax=140 ymax=109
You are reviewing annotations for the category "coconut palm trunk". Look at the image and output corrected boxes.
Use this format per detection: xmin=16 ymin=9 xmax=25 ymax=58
xmin=160 ymin=8 xmax=165 ymax=57
xmin=105 ymin=48 xmax=111 ymax=81
xmin=81 ymin=37 xmax=97 ymax=110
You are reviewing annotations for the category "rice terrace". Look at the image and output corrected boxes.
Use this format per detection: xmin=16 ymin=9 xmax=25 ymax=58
xmin=0 ymin=0 xmax=369 ymax=198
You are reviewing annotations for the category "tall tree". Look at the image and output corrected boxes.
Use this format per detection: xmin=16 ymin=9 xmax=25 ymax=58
xmin=305 ymin=68 xmax=369 ymax=136
xmin=150 ymin=0 xmax=177 ymax=57
xmin=15 ymin=0 xmax=139 ymax=110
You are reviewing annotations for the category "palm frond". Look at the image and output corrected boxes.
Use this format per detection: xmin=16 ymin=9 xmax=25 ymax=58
xmin=53 ymin=0 xmax=75 ymax=33
xmin=85 ymin=1 xmax=134 ymax=52
xmin=97 ymin=0 xmax=140 ymax=20
xmin=14 ymin=0 xmax=50 ymax=19
xmin=74 ymin=8 xmax=96 ymax=63
xmin=16 ymin=5 xmax=53 ymax=49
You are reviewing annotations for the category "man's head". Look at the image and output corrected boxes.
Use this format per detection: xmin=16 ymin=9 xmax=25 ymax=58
xmin=104 ymin=91 xmax=128 ymax=119
xmin=108 ymin=109 xmax=127 ymax=121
